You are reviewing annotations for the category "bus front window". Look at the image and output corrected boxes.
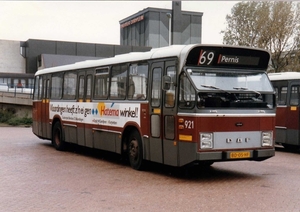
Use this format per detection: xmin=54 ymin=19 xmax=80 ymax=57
xmin=186 ymin=69 xmax=275 ymax=109
xmin=179 ymin=73 xmax=196 ymax=108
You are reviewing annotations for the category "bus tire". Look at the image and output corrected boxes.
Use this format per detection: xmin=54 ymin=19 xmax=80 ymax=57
xmin=128 ymin=130 xmax=143 ymax=170
xmin=52 ymin=122 xmax=66 ymax=151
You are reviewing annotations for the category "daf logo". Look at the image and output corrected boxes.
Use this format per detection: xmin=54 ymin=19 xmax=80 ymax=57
xmin=226 ymin=137 xmax=251 ymax=143
xmin=235 ymin=122 xmax=243 ymax=127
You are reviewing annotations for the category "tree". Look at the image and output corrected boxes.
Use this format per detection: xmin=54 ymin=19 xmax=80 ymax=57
xmin=221 ymin=1 xmax=300 ymax=72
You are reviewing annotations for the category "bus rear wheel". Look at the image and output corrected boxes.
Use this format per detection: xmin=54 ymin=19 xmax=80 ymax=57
xmin=52 ymin=122 xmax=65 ymax=151
xmin=128 ymin=130 xmax=143 ymax=170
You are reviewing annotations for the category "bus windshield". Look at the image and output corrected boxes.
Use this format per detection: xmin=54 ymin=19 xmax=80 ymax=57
xmin=179 ymin=68 xmax=275 ymax=109
xmin=187 ymin=69 xmax=273 ymax=92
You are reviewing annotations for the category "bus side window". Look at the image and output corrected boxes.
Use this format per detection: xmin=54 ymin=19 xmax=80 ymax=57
xmin=94 ymin=68 xmax=109 ymax=99
xmin=290 ymin=85 xmax=300 ymax=106
xmin=278 ymin=86 xmax=287 ymax=105
xmin=63 ymin=72 xmax=77 ymax=100
xmin=110 ymin=64 xmax=127 ymax=100
xmin=78 ymin=75 xmax=84 ymax=101
xmin=151 ymin=68 xmax=162 ymax=107
xmin=86 ymin=75 xmax=92 ymax=102
xmin=33 ymin=76 xmax=40 ymax=100
xmin=129 ymin=63 xmax=148 ymax=100
xmin=51 ymin=73 xmax=63 ymax=99
xmin=164 ymin=66 xmax=176 ymax=107
xmin=179 ymin=73 xmax=195 ymax=108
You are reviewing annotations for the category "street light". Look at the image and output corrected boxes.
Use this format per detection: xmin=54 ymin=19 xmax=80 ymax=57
xmin=166 ymin=13 xmax=172 ymax=46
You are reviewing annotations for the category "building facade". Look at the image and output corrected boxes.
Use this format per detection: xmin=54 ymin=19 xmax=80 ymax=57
xmin=0 ymin=40 xmax=25 ymax=74
xmin=20 ymin=39 xmax=151 ymax=74
xmin=119 ymin=2 xmax=203 ymax=48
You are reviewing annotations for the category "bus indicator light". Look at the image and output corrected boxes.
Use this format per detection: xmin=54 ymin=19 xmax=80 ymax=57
xmin=179 ymin=134 xmax=192 ymax=142
xmin=178 ymin=125 xmax=184 ymax=130
xmin=153 ymin=108 xmax=161 ymax=114
xmin=178 ymin=118 xmax=184 ymax=123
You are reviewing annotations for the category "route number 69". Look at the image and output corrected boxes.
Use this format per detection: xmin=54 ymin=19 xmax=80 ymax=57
xmin=198 ymin=50 xmax=215 ymax=65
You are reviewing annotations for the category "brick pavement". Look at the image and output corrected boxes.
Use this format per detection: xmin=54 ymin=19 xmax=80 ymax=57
xmin=1 ymin=127 xmax=300 ymax=212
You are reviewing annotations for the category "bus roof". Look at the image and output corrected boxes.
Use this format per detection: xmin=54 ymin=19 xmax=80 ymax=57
xmin=268 ymin=72 xmax=300 ymax=81
xmin=35 ymin=44 xmax=270 ymax=76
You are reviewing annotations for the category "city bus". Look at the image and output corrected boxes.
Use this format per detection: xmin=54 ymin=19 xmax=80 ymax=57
xmin=268 ymin=72 xmax=300 ymax=149
xmin=32 ymin=44 xmax=275 ymax=170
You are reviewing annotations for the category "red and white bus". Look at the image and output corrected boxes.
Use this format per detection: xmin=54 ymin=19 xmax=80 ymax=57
xmin=32 ymin=44 xmax=275 ymax=170
xmin=269 ymin=72 xmax=300 ymax=149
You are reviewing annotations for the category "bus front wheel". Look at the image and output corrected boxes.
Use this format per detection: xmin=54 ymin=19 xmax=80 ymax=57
xmin=128 ymin=130 xmax=143 ymax=170
xmin=52 ymin=122 xmax=66 ymax=151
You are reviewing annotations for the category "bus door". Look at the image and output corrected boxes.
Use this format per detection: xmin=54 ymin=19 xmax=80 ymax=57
xmin=162 ymin=60 xmax=177 ymax=166
xmin=149 ymin=60 xmax=177 ymax=165
xmin=286 ymin=82 xmax=300 ymax=146
xmin=274 ymin=82 xmax=288 ymax=145
xmin=32 ymin=75 xmax=42 ymax=136
xmin=41 ymin=75 xmax=51 ymax=139
xmin=77 ymin=70 xmax=93 ymax=147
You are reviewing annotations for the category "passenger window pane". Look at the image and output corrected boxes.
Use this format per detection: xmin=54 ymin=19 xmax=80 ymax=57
xmin=51 ymin=73 xmax=63 ymax=99
xmin=78 ymin=76 xmax=84 ymax=99
xmin=63 ymin=72 xmax=77 ymax=100
xmin=165 ymin=66 xmax=176 ymax=107
xmin=128 ymin=63 xmax=148 ymax=100
xmin=290 ymin=85 xmax=300 ymax=106
xmin=151 ymin=68 xmax=161 ymax=107
xmin=86 ymin=75 xmax=92 ymax=100
xmin=278 ymin=87 xmax=287 ymax=105
xmin=110 ymin=64 xmax=127 ymax=99
xmin=94 ymin=69 xmax=109 ymax=99
xmin=33 ymin=76 xmax=39 ymax=100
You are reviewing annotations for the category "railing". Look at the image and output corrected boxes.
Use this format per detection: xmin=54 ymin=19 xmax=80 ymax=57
xmin=0 ymin=85 xmax=33 ymax=106
xmin=0 ymin=84 xmax=33 ymax=98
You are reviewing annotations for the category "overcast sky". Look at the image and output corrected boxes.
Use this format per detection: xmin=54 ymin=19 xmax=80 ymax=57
xmin=0 ymin=1 xmax=240 ymax=45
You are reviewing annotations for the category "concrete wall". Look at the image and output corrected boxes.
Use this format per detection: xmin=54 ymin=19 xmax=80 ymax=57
xmin=0 ymin=103 xmax=32 ymax=119
xmin=0 ymin=40 xmax=26 ymax=73
xmin=0 ymin=91 xmax=32 ymax=119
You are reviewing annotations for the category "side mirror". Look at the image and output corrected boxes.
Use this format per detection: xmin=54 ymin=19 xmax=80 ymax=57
xmin=163 ymin=75 xmax=172 ymax=90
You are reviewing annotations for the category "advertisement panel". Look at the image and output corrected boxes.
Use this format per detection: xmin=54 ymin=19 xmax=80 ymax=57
xmin=50 ymin=101 xmax=140 ymax=127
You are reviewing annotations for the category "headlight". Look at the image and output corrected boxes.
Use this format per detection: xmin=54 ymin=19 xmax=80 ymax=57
xmin=200 ymin=133 xmax=213 ymax=149
xmin=262 ymin=131 xmax=273 ymax=147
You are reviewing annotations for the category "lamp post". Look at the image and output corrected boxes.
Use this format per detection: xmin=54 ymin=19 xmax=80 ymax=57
xmin=166 ymin=13 xmax=172 ymax=46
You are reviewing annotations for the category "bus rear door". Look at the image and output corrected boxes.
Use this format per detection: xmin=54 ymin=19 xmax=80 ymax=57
xmin=38 ymin=75 xmax=51 ymax=139
xmin=77 ymin=70 xmax=93 ymax=147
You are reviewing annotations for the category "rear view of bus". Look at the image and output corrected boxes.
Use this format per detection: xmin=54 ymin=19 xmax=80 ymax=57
xmin=176 ymin=45 xmax=275 ymax=166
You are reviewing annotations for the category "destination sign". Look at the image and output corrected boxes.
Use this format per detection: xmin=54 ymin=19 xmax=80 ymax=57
xmin=186 ymin=46 xmax=270 ymax=69
xmin=217 ymin=54 xmax=260 ymax=66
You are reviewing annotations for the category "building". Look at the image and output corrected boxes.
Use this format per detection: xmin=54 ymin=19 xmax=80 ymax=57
xmin=0 ymin=1 xmax=203 ymax=86
xmin=20 ymin=39 xmax=151 ymax=74
xmin=0 ymin=2 xmax=204 ymax=118
xmin=119 ymin=2 xmax=203 ymax=48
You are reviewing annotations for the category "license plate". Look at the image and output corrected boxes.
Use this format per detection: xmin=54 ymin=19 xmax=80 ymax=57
xmin=230 ymin=151 xmax=251 ymax=159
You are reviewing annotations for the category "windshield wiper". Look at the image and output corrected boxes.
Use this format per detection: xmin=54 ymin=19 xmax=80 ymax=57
xmin=233 ymin=87 xmax=262 ymax=99
xmin=201 ymin=84 xmax=229 ymax=93
xmin=201 ymin=84 xmax=239 ymax=101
